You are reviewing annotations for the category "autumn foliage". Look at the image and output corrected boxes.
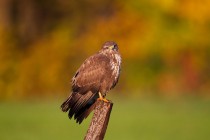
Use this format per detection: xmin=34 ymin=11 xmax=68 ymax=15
xmin=0 ymin=0 xmax=210 ymax=99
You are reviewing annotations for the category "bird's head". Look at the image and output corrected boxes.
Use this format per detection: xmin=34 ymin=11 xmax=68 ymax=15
xmin=101 ymin=41 xmax=118 ymax=52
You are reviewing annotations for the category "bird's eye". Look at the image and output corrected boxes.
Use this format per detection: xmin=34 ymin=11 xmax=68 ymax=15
xmin=113 ymin=44 xmax=118 ymax=50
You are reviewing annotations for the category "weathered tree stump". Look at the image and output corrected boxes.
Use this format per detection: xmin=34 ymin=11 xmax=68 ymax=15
xmin=84 ymin=99 xmax=113 ymax=140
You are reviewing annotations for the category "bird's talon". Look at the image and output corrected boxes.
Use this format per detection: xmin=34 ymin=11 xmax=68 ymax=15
xmin=98 ymin=92 xmax=109 ymax=103
xmin=98 ymin=97 xmax=109 ymax=103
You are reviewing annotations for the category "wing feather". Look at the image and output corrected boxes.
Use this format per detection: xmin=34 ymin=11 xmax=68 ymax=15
xmin=72 ymin=53 xmax=111 ymax=93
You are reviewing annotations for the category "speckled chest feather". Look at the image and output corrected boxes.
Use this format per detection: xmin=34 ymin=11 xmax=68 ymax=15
xmin=110 ymin=53 xmax=121 ymax=82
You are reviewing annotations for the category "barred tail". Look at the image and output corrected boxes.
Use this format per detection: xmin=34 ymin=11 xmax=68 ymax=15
xmin=60 ymin=91 xmax=98 ymax=124
xmin=61 ymin=95 xmax=72 ymax=112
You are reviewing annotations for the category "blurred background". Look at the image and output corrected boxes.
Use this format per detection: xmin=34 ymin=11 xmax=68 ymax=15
xmin=0 ymin=0 xmax=210 ymax=140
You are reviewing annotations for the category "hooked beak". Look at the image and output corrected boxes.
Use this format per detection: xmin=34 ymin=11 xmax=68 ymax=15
xmin=109 ymin=45 xmax=114 ymax=50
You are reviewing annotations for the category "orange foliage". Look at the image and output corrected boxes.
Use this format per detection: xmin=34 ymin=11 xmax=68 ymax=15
xmin=0 ymin=0 xmax=210 ymax=100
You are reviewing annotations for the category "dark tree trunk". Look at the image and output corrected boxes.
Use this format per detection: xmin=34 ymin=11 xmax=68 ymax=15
xmin=84 ymin=100 xmax=113 ymax=140
xmin=0 ymin=0 xmax=12 ymax=28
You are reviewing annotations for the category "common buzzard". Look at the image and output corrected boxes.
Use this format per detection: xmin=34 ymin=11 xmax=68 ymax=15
xmin=61 ymin=41 xmax=121 ymax=124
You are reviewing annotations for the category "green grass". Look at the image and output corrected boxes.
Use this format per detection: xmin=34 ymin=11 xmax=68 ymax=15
xmin=0 ymin=98 xmax=210 ymax=140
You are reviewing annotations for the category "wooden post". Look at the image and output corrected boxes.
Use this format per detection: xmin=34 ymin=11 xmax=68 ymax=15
xmin=84 ymin=100 xmax=113 ymax=140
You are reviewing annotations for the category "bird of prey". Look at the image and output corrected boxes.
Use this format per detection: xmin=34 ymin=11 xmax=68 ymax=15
xmin=61 ymin=41 xmax=121 ymax=124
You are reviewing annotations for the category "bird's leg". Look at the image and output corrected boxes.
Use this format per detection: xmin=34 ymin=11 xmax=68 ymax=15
xmin=98 ymin=92 xmax=109 ymax=103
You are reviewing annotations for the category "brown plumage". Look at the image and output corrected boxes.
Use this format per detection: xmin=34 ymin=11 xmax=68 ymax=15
xmin=61 ymin=41 xmax=121 ymax=124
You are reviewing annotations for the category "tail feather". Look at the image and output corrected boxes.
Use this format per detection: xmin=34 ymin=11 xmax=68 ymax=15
xmin=71 ymin=91 xmax=95 ymax=118
xmin=61 ymin=95 xmax=72 ymax=112
xmin=68 ymin=93 xmax=83 ymax=119
xmin=60 ymin=91 xmax=98 ymax=124
xmin=76 ymin=101 xmax=97 ymax=124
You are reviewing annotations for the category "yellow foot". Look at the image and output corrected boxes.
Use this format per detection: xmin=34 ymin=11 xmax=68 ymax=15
xmin=98 ymin=97 xmax=109 ymax=103
xmin=98 ymin=92 xmax=109 ymax=103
